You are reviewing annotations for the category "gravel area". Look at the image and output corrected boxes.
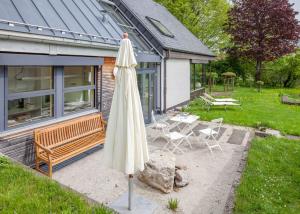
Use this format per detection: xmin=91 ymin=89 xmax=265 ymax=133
xmin=53 ymin=120 xmax=254 ymax=214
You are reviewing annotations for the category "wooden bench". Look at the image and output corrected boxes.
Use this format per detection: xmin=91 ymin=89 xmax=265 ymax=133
xmin=34 ymin=113 xmax=106 ymax=177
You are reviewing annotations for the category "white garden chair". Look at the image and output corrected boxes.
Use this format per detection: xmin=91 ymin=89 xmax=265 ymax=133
xmin=162 ymin=127 xmax=194 ymax=154
xmin=198 ymin=118 xmax=223 ymax=153
xmin=151 ymin=110 xmax=170 ymax=143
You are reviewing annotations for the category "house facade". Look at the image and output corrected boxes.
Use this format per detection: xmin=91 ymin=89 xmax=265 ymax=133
xmin=0 ymin=0 xmax=214 ymax=166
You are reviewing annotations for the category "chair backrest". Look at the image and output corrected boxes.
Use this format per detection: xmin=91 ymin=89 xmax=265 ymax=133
xmin=210 ymin=118 xmax=223 ymax=134
xmin=204 ymin=93 xmax=215 ymax=101
xmin=34 ymin=113 xmax=105 ymax=149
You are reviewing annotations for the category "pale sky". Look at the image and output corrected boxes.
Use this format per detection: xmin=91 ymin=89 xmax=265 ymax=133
xmin=290 ymin=0 xmax=300 ymax=20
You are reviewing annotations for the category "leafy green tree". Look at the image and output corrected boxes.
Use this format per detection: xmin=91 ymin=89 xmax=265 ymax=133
xmin=264 ymin=51 xmax=300 ymax=88
xmin=155 ymin=0 xmax=230 ymax=53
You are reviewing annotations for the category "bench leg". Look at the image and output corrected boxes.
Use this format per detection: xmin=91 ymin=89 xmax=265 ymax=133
xmin=48 ymin=164 xmax=53 ymax=178
xmin=48 ymin=158 xmax=53 ymax=178
xmin=35 ymin=157 xmax=40 ymax=172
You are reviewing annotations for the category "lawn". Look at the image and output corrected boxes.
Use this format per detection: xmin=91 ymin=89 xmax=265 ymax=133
xmin=234 ymin=137 xmax=300 ymax=214
xmin=0 ymin=156 xmax=114 ymax=214
xmin=186 ymin=87 xmax=300 ymax=136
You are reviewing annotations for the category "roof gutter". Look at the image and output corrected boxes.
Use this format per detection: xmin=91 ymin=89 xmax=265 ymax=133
xmin=0 ymin=30 xmax=120 ymax=51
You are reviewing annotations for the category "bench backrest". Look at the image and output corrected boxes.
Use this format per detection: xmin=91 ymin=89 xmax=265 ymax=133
xmin=34 ymin=113 xmax=105 ymax=149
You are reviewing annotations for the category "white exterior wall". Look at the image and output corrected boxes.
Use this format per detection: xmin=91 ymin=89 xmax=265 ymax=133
xmin=166 ymin=59 xmax=190 ymax=109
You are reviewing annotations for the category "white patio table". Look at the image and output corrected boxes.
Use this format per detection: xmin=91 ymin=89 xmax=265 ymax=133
xmin=170 ymin=114 xmax=199 ymax=132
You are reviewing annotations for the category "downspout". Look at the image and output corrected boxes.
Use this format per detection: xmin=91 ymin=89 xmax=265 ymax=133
xmin=163 ymin=50 xmax=170 ymax=113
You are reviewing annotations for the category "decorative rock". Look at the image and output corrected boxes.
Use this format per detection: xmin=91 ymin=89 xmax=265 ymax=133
xmin=175 ymin=169 xmax=189 ymax=187
xmin=138 ymin=150 xmax=176 ymax=193
xmin=175 ymin=164 xmax=187 ymax=170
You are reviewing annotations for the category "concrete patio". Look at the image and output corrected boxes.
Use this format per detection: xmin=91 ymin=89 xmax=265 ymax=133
xmin=53 ymin=116 xmax=254 ymax=214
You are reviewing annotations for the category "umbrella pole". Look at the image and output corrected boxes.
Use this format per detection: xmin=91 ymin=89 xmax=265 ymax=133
xmin=128 ymin=174 xmax=133 ymax=210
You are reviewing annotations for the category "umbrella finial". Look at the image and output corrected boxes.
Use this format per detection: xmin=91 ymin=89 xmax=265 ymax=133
xmin=123 ymin=32 xmax=129 ymax=39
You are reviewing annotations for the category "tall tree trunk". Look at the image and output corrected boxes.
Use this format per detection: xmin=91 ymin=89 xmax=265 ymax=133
xmin=255 ymin=60 xmax=262 ymax=81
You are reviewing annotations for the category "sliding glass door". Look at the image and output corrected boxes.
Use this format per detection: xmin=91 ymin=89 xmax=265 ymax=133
xmin=137 ymin=70 xmax=156 ymax=123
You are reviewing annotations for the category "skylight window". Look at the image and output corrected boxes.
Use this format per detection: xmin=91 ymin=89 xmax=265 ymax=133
xmin=146 ymin=16 xmax=174 ymax=38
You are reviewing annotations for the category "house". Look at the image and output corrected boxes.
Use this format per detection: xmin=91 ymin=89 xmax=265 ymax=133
xmin=111 ymin=0 xmax=215 ymax=107
xmin=0 ymin=0 xmax=214 ymax=166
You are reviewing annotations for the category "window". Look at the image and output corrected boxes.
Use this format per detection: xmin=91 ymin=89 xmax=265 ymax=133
xmin=8 ymin=95 xmax=54 ymax=128
xmin=0 ymin=65 xmax=97 ymax=130
xmin=191 ymin=64 xmax=203 ymax=91
xmin=100 ymin=1 xmax=153 ymax=52
xmin=63 ymin=66 xmax=95 ymax=115
xmin=146 ymin=17 xmax=174 ymax=38
xmin=7 ymin=66 xmax=54 ymax=127
xmin=64 ymin=66 xmax=94 ymax=88
xmin=64 ymin=90 xmax=94 ymax=114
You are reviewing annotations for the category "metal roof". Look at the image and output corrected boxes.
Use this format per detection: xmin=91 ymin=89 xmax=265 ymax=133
xmin=0 ymin=0 xmax=124 ymax=44
xmin=0 ymin=0 xmax=155 ymax=53
xmin=113 ymin=0 xmax=215 ymax=57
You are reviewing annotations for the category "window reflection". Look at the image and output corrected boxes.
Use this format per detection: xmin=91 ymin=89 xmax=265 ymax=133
xmin=8 ymin=66 xmax=53 ymax=94
xmin=64 ymin=66 xmax=94 ymax=88
xmin=64 ymin=90 xmax=94 ymax=114
xmin=8 ymin=95 xmax=54 ymax=127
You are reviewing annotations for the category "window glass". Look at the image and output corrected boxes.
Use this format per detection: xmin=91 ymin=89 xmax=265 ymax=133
xmin=146 ymin=17 xmax=174 ymax=38
xmin=191 ymin=64 xmax=196 ymax=90
xmin=64 ymin=90 xmax=94 ymax=114
xmin=8 ymin=95 xmax=54 ymax=127
xmin=137 ymin=62 xmax=157 ymax=69
xmin=100 ymin=2 xmax=152 ymax=52
xmin=8 ymin=66 xmax=53 ymax=94
xmin=64 ymin=66 xmax=94 ymax=88
xmin=191 ymin=64 xmax=203 ymax=91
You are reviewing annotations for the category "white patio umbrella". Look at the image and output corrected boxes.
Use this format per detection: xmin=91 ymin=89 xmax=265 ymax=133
xmin=103 ymin=33 xmax=149 ymax=210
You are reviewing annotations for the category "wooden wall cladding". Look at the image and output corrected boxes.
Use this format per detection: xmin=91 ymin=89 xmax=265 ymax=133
xmin=101 ymin=57 xmax=116 ymax=118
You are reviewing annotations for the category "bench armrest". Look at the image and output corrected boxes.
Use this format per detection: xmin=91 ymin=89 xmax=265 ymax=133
xmin=35 ymin=142 xmax=53 ymax=155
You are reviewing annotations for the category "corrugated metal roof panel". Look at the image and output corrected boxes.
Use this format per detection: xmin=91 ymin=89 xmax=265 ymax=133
xmin=0 ymin=0 xmax=158 ymax=54
xmin=0 ymin=0 xmax=124 ymax=45
xmin=32 ymin=0 xmax=73 ymax=38
xmin=0 ymin=0 xmax=28 ymax=32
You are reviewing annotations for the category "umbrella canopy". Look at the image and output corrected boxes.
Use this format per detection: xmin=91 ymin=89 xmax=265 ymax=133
xmin=103 ymin=38 xmax=149 ymax=175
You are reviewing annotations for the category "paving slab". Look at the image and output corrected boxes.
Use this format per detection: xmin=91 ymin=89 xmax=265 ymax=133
xmin=227 ymin=129 xmax=247 ymax=145
xmin=110 ymin=192 xmax=158 ymax=214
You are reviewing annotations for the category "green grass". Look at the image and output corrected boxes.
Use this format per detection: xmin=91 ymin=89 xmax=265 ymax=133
xmin=0 ymin=156 xmax=114 ymax=214
xmin=234 ymin=137 xmax=300 ymax=214
xmin=186 ymin=87 xmax=300 ymax=135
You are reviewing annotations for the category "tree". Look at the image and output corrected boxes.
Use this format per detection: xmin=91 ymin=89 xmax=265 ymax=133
xmin=227 ymin=0 xmax=300 ymax=81
xmin=156 ymin=0 xmax=230 ymax=53
xmin=265 ymin=50 xmax=300 ymax=87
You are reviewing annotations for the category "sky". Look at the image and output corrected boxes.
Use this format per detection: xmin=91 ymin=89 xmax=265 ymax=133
xmin=290 ymin=0 xmax=300 ymax=20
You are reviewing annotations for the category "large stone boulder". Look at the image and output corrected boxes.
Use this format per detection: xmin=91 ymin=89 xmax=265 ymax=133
xmin=138 ymin=150 xmax=176 ymax=193
xmin=174 ymin=169 xmax=189 ymax=187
